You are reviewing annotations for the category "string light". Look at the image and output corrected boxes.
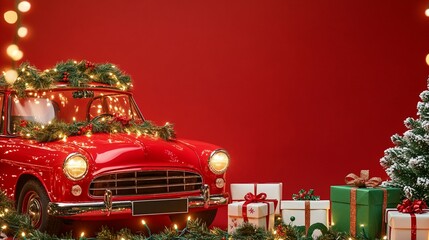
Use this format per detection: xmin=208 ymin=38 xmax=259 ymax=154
xmin=3 ymin=0 xmax=31 ymax=72
xmin=17 ymin=1 xmax=31 ymax=12
xmin=425 ymin=8 xmax=429 ymax=17
xmin=3 ymin=11 xmax=18 ymax=24
xmin=6 ymin=44 xmax=19 ymax=56
xmin=4 ymin=69 xmax=18 ymax=84
xmin=17 ymin=27 xmax=28 ymax=38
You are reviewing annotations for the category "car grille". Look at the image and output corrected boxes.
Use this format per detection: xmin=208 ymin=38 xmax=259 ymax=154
xmin=89 ymin=170 xmax=203 ymax=196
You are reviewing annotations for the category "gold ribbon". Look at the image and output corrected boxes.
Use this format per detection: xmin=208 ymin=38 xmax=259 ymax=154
xmin=305 ymin=200 xmax=310 ymax=235
xmin=381 ymin=188 xmax=387 ymax=236
xmin=345 ymin=170 xmax=382 ymax=187
xmin=350 ymin=188 xmax=357 ymax=237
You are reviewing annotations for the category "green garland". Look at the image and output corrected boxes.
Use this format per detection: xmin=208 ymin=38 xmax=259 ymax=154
xmin=15 ymin=117 xmax=175 ymax=142
xmin=0 ymin=60 xmax=132 ymax=97
xmin=0 ymin=60 xmax=175 ymax=142
xmin=0 ymin=189 xmax=372 ymax=240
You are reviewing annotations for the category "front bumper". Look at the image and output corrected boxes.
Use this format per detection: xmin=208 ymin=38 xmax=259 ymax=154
xmin=47 ymin=187 xmax=228 ymax=217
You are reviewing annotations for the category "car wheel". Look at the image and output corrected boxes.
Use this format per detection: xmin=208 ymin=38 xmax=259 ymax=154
xmin=17 ymin=180 xmax=62 ymax=233
xmin=169 ymin=209 xmax=218 ymax=228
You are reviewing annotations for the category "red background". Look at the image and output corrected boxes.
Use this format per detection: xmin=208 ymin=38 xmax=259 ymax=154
xmin=1 ymin=0 xmax=429 ymax=230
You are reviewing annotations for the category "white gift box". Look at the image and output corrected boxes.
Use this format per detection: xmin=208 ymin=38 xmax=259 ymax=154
xmin=281 ymin=200 xmax=330 ymax=239
xmin=386 ymin=210 xmax=429 ymax=240
xmin=228 ymin=201 xmax=275 ymax=233
xmin=230 ymin=183 xmax=282 ymax=214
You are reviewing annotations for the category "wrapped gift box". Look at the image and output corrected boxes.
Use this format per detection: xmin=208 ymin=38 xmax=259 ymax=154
xmin=387 ymin=210 xmax=429 ymax=240
xmin=330 ymin=186 xmax=402 ymax=240
xmin=228 ymin=201 xmax=275 ymax=233
xmin=230 ymin=183 xmax=282 ymax=214
xmin=281 ymin=200 xmax=330 ymax=239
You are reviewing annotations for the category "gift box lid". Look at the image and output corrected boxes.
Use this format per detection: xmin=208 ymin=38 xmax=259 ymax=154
xmin=230 ymin=183 xmax=282 ymax=201
xmin=280 ymin=200 xmax=330 ymax=210
xmin=387 ymin=210 xmax=429 ymax=229
xmin=330 ymin=185 xmax=402 ymax=206
xmin=231 ymin=183 xmax=282 ymax=214
xmin=228 ymin=201 xmax=275 ymax=218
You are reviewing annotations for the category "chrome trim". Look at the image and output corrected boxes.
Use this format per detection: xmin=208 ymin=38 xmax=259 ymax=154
xmin=89 ymin=170 xmax=203 ymax=197
xmin=47 ymin=194 xmax=228 ymax=217
xmin=104 ymin=189 xmax=113 ymax=216
xmin=63 ymin=153 xmax=89 ymax=181
xmin=208 ymin=149 xmax=230 ymax=175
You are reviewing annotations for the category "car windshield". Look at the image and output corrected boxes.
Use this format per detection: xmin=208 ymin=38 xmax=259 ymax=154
xmin=9 ymin=89 xmax=143 ymax=133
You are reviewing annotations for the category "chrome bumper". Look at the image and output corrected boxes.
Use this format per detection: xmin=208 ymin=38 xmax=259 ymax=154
xmin=47 ymin=186 xmax=228 ymax=217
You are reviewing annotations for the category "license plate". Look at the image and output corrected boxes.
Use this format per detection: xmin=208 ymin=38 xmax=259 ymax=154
xmin=132 ymin=198 xmax=188 ymax=216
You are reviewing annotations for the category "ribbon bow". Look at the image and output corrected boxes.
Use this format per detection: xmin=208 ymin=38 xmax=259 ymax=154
xmin=241 ymin=192 xmax=277 ymax=230
xmin=111 ymin=114 xmax=131 ymax=126
xmin=345 ymin=170 xmax=382 ymax=187
xmin=244 ymin=192 xmax=267 ymax=203
xmin=397 ymin=198 xmax=428 ymax=214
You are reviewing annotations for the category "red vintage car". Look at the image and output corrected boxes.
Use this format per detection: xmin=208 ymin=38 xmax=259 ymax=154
xmin=0 ymin=62 xmax=230 ymax=233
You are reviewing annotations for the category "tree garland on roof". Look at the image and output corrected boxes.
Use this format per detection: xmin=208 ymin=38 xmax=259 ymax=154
xmin=0 ymin=60 xmax=132 ymax=97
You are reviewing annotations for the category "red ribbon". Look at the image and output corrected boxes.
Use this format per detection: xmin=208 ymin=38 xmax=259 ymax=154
xmin=396 ymin=199 xmax=427 ymax=240
xmin=397 ymin=199 xmax=427 ymax=214
xmin=241 ymin=192 xmax=277 ymax=230
xmin=410 ymin=213 xmax=416 ymax=240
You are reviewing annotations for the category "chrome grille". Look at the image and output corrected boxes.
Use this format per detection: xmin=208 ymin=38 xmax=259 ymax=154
xmin=89 ymin=170 xmax=203 ymax=196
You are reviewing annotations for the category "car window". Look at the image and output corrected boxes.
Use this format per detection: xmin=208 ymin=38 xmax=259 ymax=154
xmin=9 ymin=97 xmax=57 ymax=133
xmin=89 ymin=94 xmax=141 ymax=121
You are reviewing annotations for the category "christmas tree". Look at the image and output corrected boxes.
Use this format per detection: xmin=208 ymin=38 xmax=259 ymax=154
xmin=380 ymin=79 xmax=429 ymax=202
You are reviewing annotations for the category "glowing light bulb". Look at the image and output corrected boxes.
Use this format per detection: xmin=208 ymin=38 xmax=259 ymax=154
xmin=4 ymin=11 xmax=18 ymax=24
xmin=80 ymin=232 xmax=85 ymax=238
xmin=6 ymin=44 xmax=19 ymax=56
xmin=425 ymin=8 xmax=429 ymax=17
xmin=187 ymin=216 xmax=191 ymax=221
xmin=426 ymin=53 xmax=429 ymax=66
xmin=1 ymin=225 xmax=6 ymax=230
xmin=4 ymin=69 xmax=18 ymax=84
xmin=142 ymin=220 xmax=146 ymax=225
xmin=17 ymin=26 xmax=28 ymax=37
xmin=174 ymin=224 xmax=178 ymax=230
xmin=18 ymin=1 xmax=31 ymax=12
xmin=11 ymin=50 xmax=24 ymax=61
xmin=21 ymin=232 xmax=26 ymax=237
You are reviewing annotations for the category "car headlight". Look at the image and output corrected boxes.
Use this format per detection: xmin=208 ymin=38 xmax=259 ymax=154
xmin=63 ymin=153 xmax=88 ymax=180
xmin=208 ymin=150 xmax=230 ymax=174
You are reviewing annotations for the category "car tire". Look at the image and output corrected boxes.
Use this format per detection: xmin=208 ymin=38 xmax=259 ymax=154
xmin=169 ymin=209 xmax=218 ymax=228
xmin=17 ymin=180 xmax=62 ymax=234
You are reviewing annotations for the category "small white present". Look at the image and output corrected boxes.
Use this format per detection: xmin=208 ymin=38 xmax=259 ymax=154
xmin=228 ymin=200 xmax=275 ymax=233
xmin=230 ymin=183 xmax=282 ymax=214
xmin=281 ymin=200 xmax=330 ymax=239
xmin=386 ymin=210 xmax=429 ymax=240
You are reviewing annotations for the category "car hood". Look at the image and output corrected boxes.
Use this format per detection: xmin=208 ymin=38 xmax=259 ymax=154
xmin=61 ymin=134 xmax=203 ymax=175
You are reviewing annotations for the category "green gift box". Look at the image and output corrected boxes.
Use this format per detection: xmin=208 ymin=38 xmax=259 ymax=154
xmin=330 ymin=186 xmax=402 ymax=240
